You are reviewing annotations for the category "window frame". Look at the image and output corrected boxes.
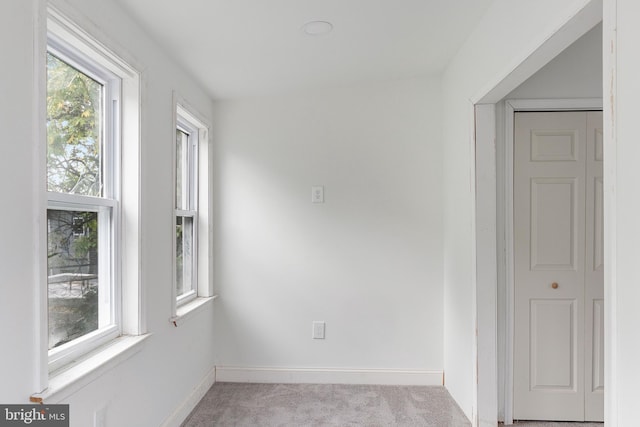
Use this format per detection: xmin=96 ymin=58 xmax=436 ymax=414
xmin=46 ymin=39 xmax=122 ymax=372
xmin=41 ymin=7 xmax=142 ymax=380
xmin=171 ymin=99 xmax=213 ymax=319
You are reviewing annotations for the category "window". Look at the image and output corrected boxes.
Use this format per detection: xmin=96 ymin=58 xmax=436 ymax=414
xmin=175 ymin=120 xmax=198 ymax=304
xmin=172 ymin=102 xmax=213 ymax=316
xmin=44 ymin=8 xmax=141 ymax=375
xmin=46 ymin=47 xmax=120 ymax=370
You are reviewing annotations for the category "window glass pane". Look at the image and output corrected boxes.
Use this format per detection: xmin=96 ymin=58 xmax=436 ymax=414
xmin=47 ymin=209 xmax=99 ymax=349
xmin=176 ymin=215 xmax=193 ymax=297
xmin=47 ymin=53 xmax=103 ymax=197
xmin=176 ymin=129 xmax=188 ymax=209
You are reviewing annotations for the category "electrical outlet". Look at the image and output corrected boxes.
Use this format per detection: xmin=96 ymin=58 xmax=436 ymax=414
xmin=311 ymin=186 xmax=324 ymax=203
xmin=312 ymin=321 xmax=325 ymax=339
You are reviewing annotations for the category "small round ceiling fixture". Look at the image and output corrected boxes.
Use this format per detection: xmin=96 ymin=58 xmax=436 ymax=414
xmin=302 ymin=20 xmax=333 ymax=36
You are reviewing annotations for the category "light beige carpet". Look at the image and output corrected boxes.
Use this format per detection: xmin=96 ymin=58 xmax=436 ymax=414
xmin=183 ymin=383 xmax=471 ymax=426
xmin=507 ymin=423 xmax=603 ymax=427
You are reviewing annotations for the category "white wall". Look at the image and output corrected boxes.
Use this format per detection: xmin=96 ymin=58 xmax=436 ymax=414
xmin=604 ymin=1 xmax=640 ymax=425
xmin=441 ymin=0 xmax=600 ymax=422
xmin=0 ymin=0 xmax=44 ymax=404
xmin=507 ymin=23 xmax=602 ymax=100
xmin=0 ymin=1 xmax=215 ymax=426
xmin=212 ymin=78 xmax=444 ymax=375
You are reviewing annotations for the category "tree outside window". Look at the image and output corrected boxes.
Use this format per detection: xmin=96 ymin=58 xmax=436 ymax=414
xmin=46 ymin=52 xmax=103 ymax=349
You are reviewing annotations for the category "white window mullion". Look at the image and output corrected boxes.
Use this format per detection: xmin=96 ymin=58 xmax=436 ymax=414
xmin=189 ymin=134 xmax=199 ymax=299
xmin=176 ymin=128 xmax=190 ymax=211
xmin=48 ymin=192 xmax=117 ymax=209
xmin=175 ymin=209 xmax=196 ymax=217
xmin=97 ymin=205 xmax=111 ymax=328
xmin=189 ymin=132 xmax=198 ymax=211
xmin=183 ymin=214 xmax=193 ymax=294
xmin=104 ymin=95 xmax=121 ymax=200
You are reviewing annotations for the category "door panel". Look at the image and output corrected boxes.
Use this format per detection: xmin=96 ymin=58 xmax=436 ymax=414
xmin=584 ymin=111 xmax=604 ymax=421
xmin=514 ymin=111 xmax=604 ymax=421
xmin=514 ymin=111 xmax=587 ymax=421
xmin=530 ymin=130 xmax=579 ymax=161
xmin=530 ymin=178 xmax=577 ymax=270
xmin=529 ymin=299 xmax=577 ymax=390
xmin=591 ymin=298 xmax=605 ymax=392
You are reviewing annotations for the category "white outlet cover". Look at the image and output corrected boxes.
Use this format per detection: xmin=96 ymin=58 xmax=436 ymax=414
xmin=311 ymin=186 xmax=324 ymax=203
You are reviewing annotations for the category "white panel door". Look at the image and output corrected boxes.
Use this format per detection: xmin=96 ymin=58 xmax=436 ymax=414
xmin=584 ymin=111 xmax=604 ymax=421
xmin=513 ymin=111 xmax=603 ymax=421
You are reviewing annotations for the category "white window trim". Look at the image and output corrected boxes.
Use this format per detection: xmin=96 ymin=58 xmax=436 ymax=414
xmin=32 ymin=335 xmax=150 ymax=404
xmin=37 ymin=6 xmax=143 ymax=393
xmin=171 ymin=96 xmax=215 ymax=324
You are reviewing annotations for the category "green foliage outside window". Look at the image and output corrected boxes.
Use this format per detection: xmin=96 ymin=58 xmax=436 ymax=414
xmin=46 ymin=53 xmax=102 ymax=196
xmin=47 ymin=52 xmax=103 ymax=349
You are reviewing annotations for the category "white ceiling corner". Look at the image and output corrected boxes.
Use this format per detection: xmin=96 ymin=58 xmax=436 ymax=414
xmin=115 ymin=0 xmax=494 ymax=99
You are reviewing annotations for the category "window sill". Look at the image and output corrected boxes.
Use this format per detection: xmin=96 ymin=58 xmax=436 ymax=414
xmin=171 ymin=295 xmax=217 ymax=327
xmin=32 ymin=334 xmax=151 ymax=404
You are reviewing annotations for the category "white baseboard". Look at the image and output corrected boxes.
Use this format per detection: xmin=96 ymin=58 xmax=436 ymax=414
xmin=215 ymin=366 xmax=443 ymax=386
xmin=161 ymin=365 xmax=216 ymax=427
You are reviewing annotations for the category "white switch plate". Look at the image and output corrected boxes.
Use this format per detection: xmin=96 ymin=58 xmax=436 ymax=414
xmin=311 ymin=186 xmax=324 ymax=203
xmin=312 ymin=321 xmax=325 ymax=339
xmin=94 ymin=407 xmax=106 ymax=427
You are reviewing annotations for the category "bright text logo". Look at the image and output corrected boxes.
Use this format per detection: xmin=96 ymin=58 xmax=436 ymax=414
xmin=0 ymin=405 xmax=68 ymax=426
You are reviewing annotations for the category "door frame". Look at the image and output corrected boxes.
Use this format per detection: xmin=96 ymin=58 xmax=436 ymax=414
xmin=464 ymin=3 xmax=602 ymax=425
xmin=501 ymin=98 xmax=603 ymax=423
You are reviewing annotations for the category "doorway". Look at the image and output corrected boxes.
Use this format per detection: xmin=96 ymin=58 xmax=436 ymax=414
xmin=512 ymin=110 xmax=604 ymax=422
xmin=467 ymin=4 xmax=604 ymax=425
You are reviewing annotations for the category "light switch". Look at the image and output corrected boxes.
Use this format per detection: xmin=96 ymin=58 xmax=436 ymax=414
xmin=312 ymin=321 xmax=326 ymax=339
xmin=311 ymin=186 xmax=324 ymax=203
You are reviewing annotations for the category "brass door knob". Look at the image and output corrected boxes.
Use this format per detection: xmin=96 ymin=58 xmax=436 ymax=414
xmin=552 ymin=282 xmax=559 ymax=289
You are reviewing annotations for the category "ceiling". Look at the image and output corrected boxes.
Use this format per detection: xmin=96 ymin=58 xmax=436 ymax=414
xmin=115 ymin=0 xmax=494 ymax=99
